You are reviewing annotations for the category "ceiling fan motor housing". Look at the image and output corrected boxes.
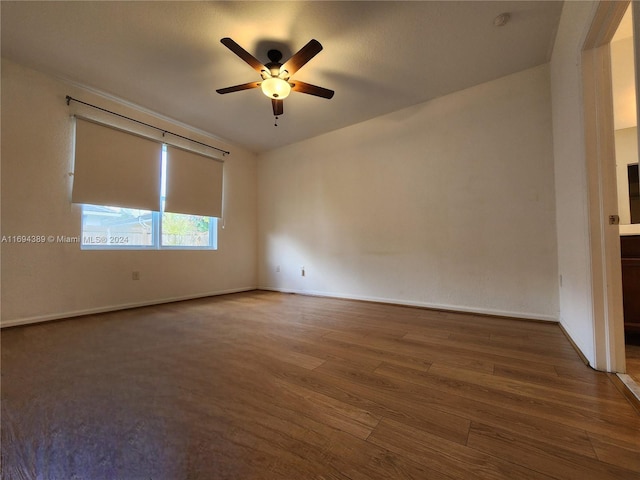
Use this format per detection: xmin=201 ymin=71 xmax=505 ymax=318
xmin=265 ymin=50 xmax=286 ymax=78
xmin=267 ymin=49 xmax=283 ymax=63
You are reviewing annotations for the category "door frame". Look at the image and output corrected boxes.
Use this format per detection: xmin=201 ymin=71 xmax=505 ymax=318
xmin=582 ymin=0 xmax=632 ymax=372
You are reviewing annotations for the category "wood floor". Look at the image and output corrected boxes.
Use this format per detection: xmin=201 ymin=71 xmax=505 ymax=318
xmin=2 ymin=291 xmax=639 ymax=479
xmin=627 ymin=343 xmax=640 ymax=386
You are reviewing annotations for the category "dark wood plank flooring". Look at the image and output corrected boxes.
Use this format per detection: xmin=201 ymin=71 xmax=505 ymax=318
xmin=2 ymin=291 xmax=639 ymax=479
xmin=627 ymin=343 xmax=640 ymax=387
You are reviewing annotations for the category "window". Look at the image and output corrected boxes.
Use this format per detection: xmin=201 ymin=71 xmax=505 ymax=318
xmin=81 ymin=145 xmax=218 ymax=250
xmin=81 ymin=205 xmax=154 ymax=248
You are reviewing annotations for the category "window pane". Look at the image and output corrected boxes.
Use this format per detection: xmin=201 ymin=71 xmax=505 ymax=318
xmin=82 ymin=205 xmax=154 ymax=247
xmin=161 ymin=212 xmax=216 ymax=248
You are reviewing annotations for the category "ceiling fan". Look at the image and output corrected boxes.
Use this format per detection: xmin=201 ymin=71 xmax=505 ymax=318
xmin=216 ymin=38 xmax=334 ymax=125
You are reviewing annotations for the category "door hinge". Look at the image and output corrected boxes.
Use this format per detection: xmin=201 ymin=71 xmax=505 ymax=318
xmin=609 ymin=215 xmax=620 ymax=225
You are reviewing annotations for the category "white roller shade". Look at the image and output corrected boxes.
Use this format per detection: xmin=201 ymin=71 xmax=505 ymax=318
xmin=164 ymin=145 xmax=223 ymax=218
xmin=72 ymin=118 xmax=162 ymax=211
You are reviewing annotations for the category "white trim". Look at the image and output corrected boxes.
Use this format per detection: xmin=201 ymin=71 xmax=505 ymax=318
xmin=617 ymin=373 xmax=640 ymax=402
xmin=559 ymin=319 xmax=592 ymax=366
xmin=258 ymin=287 xmax=558 ymax=323
xmin=581 ymin=0 xmax=630 ymax=373
xmin=3 ymin=286 xmax=559 ymax=329
xmin=0 ymin=287 xmax=256 ymax=328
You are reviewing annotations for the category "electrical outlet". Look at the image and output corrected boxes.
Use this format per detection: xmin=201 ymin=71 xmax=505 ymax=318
xmin=132 ymin=271 xmax=140 ymax=281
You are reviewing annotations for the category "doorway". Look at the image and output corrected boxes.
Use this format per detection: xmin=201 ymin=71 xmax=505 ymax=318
xmin=583 ymin=0 xmax=640 ymax=396
xmin=611 ymin=3 xmax=640 ymax=387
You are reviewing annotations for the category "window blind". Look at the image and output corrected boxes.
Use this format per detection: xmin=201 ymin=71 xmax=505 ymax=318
xmin=164 ymin=146 xmax=223 ymax=218
xmin=72 ymin=118 xmax=162 ymax=211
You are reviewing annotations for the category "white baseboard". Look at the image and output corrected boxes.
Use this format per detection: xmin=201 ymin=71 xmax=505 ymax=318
xmin=3 ymin=286 xmax=559 ymax=329
xmin=0 ymin=287 xmax=256 ymax=328
xmin=617 ymin=373 xmax=640 ymax=401
xmin=258 ymin=286 xmax=559 ymax=323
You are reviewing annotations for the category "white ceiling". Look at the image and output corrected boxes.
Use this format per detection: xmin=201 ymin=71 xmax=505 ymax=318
xmin=1 ymin=1 xmax=563 ymax=153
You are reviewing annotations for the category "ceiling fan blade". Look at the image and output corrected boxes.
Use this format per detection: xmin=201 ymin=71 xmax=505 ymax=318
xmin=216 ymin=81 xmax=261 ymax=94
xmin=290 ymin=80 xmax=334 ymax=99
xmin=220 ymin=38 xmax=267 ymax=73
xmin=272 ymin=99 xmax=284 ymax=116
xmin=281 ymin=39 xmax=323 ymax=76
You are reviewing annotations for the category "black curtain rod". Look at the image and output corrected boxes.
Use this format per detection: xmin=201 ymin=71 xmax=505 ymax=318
xmin=66 ymin=95 xmax=230 ymax=156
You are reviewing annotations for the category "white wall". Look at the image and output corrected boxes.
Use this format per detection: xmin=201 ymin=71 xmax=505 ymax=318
xmin=258 ymin=64 xmax=559 ymax=321
xmin=0 ymin=59 xmax=258 ymax=326
xmin=611 ymin=35 xmax=637 ymax=131
xmin=549 ymin=1 xmax=598 ymax=365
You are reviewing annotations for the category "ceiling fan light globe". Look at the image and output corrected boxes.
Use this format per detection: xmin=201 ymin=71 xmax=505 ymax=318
xmin=261 ymin=77 xmax=291 ymax=100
